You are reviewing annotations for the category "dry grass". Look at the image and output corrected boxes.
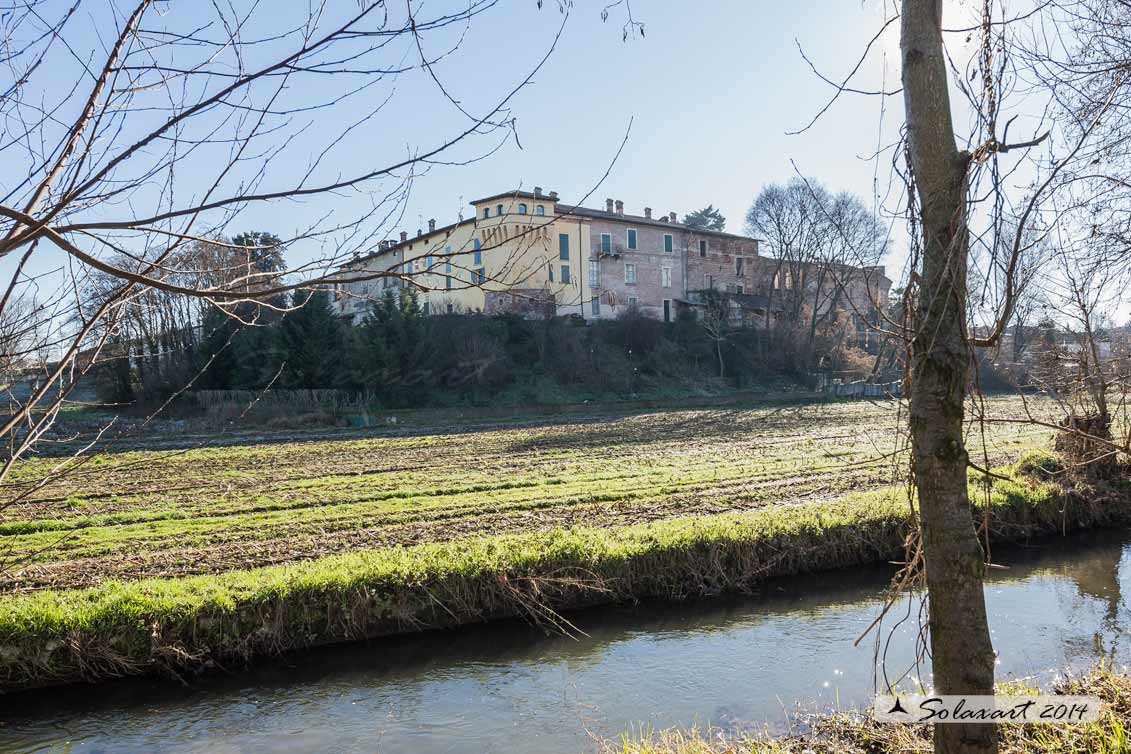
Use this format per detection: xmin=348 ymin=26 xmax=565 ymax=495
xmin=609 ymin=669 xmax=1131 ymax=754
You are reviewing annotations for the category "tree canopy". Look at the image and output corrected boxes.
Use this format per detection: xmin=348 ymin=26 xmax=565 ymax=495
xmin=681 ymin=205 xmax=726 ymax=232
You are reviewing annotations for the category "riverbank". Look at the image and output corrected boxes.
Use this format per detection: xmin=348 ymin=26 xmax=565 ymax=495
xmin=1 ymin=449 xmax=1126 ymax=692
xmin=608 ymin=668 xmax=1131 ymax=753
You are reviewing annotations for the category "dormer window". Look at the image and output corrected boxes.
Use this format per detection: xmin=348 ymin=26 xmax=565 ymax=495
xmin=518 ymin=203 xmax=528 ymax=215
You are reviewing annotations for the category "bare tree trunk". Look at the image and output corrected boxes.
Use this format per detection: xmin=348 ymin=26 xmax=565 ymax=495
xmin=901 ymin=2 xmax=997 ymax=753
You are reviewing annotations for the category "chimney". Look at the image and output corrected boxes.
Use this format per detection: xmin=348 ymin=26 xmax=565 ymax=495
xmin=428 ymin=218 xmax=436 ymax=232
xmin=669 ymin=212 xmax=677 ymax=223
xmin=549 ymin=190 xmax=559 ymax=200
xmin=399 ymin=231 xmax=408 ymax=243
xmin=417 ymin=228 xmax=423 ymax=237
xmin=615 ymin=200 xmax=624 ymax=215
xmin=606 ymin=198 xmax=615 ymax=213
xmin=534 ymin=186 xmax=543 ymax=197
xmin=644 ymin=207 xmax=652 ymax=219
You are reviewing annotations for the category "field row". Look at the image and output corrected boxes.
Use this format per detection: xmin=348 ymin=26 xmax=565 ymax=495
xmin=0 ymin=398 xmax=1055 ymax=591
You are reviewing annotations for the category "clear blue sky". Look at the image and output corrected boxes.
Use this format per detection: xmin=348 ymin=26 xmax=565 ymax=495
xmin=10 ymin=1 xmax=995 ymax=290
xmin=368 ymin=1 xmax=904 ymax=244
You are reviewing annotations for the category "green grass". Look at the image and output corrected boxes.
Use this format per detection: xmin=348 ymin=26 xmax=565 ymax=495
xmin=0 ymin=460 xmax=1120 ymax=692
xmin=0 ymin=397 xmax=1056 ymax=589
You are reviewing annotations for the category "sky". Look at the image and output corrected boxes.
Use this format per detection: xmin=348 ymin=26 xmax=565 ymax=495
xmin=4 ymin=0 xmax=1000 ymax=297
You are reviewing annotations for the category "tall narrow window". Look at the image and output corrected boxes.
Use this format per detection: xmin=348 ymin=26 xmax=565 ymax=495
xmin=548 ymin=263 xmax=554 ymax=283
xmin=561 ymin=265 xmax=571 ymax=284
xmin=699 ymin=239 xmax=707 ymax=257
xmin=559 ymin=233 xmax=570 ymax=261
xmin=474 ymin=268 xmax=486 ymax=285
xmin=535 ymin=205 xmax=545 ymax=216
xmin=446 ymin=275 xmax=452 ymax=290
xmin=589 ymin=260 xmax=600 ymax=287
xmin=427 ymin=255 xmax=435 ymax=270
xmin=600 ymin=233 xmax=612 ymax=254
xmin=518 ymin=203 xmax=528 ymax=215
xmin=661 ymin=266 xmax=671 ymax=288
xmin=625 ymin=263 xmax=637 ymax=284
xmin=483 ymin=207 xmax=490 ymax=219
xmin=627 ymin=228 xmax=637 ymax=250
xmin=591 ymin=295 xmax=600 ymax=316
xmin=663 ymin=300 xmax=671 ymax=323
xmin=496 ymin=204 xmax=504 ymax=216
xmin=736 ymin=257 xmax=745 ymax=276
xmin=664 ymin=234 xmax=673 ymax=253
xmin=423 ymin=301 xmax=430 ymax=316
xmin=473 ymin=238 xmax=482 ymax=266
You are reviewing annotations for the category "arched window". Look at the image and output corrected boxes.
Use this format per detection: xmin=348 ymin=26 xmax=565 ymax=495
xmin=518 ymin=203 xmax=528 ymax=215
xmin=496 ymin=203 xmax=504 ymax=216
xmin=535 ymin=205 xmax=545 ymax=216
xmin=482 ymin=207 xmax=490 ymax=219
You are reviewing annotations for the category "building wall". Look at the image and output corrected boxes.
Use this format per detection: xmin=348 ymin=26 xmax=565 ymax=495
xmin=684 ymin=233 xmax=762 ymax=296
xmin=333 ymin=198 xmax=590 ymax=324
xmin=585 ymin=217 xmax=688 ymax=322
xmin=331 ymin=191 xmax=890 ymax=334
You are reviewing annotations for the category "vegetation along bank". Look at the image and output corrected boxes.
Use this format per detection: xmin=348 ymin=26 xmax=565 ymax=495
xmin=0 ymin=448 xmax=1124 ymax=692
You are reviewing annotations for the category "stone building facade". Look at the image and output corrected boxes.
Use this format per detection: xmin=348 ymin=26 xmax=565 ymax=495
xmin=331 ymin=188 xmax=891 ymax=335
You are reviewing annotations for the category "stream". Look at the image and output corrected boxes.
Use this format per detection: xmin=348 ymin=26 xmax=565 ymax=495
xmin=3 ymin=529 xmax=1129 ymax=753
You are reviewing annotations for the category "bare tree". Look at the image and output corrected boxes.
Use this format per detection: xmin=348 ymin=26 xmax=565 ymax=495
xmin=0 ymin=0 xmax=619 ymax=573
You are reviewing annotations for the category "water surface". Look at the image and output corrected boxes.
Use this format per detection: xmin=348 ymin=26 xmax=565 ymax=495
xmin=3 ymin=530 xmax=1129 ymax=754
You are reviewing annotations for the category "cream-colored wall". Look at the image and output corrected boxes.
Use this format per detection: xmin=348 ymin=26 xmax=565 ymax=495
xmin=335 ymin=202 xmax=591 ymax=321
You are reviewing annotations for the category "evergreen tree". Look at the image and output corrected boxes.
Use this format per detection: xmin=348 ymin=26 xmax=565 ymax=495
xmin=681 ymin=205 xmax=726 ymax=232
xmin=276 ymin=290 xmax=345 ymax=388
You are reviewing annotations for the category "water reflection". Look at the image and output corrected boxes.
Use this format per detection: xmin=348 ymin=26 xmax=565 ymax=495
xmin=1 ymin=529 xmax=1128 ymax=754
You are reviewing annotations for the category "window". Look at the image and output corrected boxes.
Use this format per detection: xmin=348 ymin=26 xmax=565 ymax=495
xmin=561 ymin=265 xmax=571 ymax=284
xmin=663 ymin=299 xmax=671 ymax=323
xmin=627 ymin=296 xmax=638 ymax=308
xmin=474 ymin=268 xmax=486 ymax=284
xmin=496 ymin=204 xmax=504 ymax=216
xmin=627 ymin=228 xmax=637 ymax=250
xmin=773 ymin=271 xmax=782 ymax=290
xmin=735 ymin=284 xmax=744 ymax=295
xmin=446 ymin=275 xmax=452 ymax=290
xmin=483 ymin=207 xmax=490 ymax=219
xmin=706 ymin=275 xmax=715 ymax=289
xmin=423 ymin=301 xmax=430 ymax=316
xmin=548 ymin=263 xmax=554 ymax=283
xmin=589 ymin=260 xmax=600 ymax=287
xmin=600 ymin=233 xmax=612 ymax=254
xmin=736 ymin=257 xmax=745 ymax=277
xmin=664 ymin=234 xmax=673 ymax=253
xmin=625 ymin=263 xmax=637 ymax=284
xmin=661 ymin=266 xmax=672 ymax=288
xmin=427 ymin=255 xmax=435 ymax=270
xmin=559 ymin=233 xmax=570 ymax=261
xmin=473 ymin=238 xmax=482 ymax=266
xmin=591 ymin=295 xmax=600 ymax=316
xmin=699 ymin=239 xmax=707 ymax=257
xmin=447 ymin=303 xmax=454 ymax=314
xmin=519 ymin=203 xmax=528 ymax=215
xmin=535 ymin=205 xmax=545 ymax=216
xmin=445 ymin=258 xmax=452 ymax=274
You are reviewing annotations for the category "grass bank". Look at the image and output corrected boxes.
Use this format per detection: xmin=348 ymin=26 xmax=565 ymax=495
xmin=0 ymin=451 xmax=1125 ymax=692
xmin=607 ymin=668 xmax=1131 ymax=754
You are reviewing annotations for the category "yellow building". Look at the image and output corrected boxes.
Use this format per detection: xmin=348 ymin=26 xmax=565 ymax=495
xmin=332 ymin=188 xmax=591 ymax=323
